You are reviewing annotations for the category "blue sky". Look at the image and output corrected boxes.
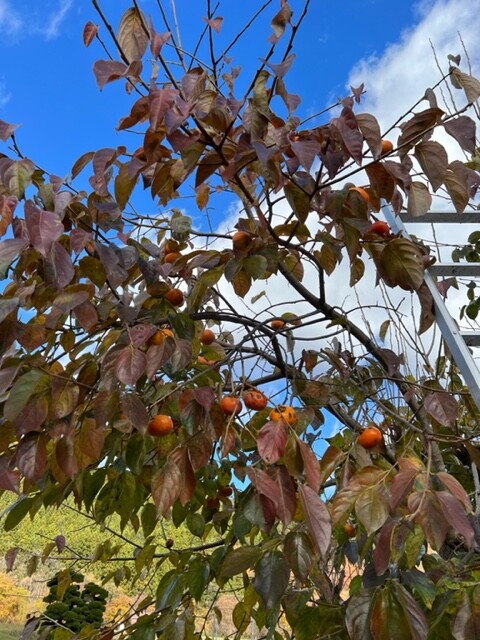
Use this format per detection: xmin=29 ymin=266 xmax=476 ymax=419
xmin=0 ymin=0 xmax=429 ymax=178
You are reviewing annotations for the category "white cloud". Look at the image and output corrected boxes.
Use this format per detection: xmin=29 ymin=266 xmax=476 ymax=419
xmin=42 ymin=0 xmax=74 ymax=41
xmin=0 ymin=0 xmax=23 ymax=35
xmin=207 ymin=0 xmax=480 ymax=398
xmin=0 ymin=0 xmax=73 ymax=41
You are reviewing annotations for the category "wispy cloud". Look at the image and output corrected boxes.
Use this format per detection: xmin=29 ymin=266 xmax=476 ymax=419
xmin=0 ymin=0 xmax=23 ymax=36
xmin=0 ymin=0 xmax=73 ymax=41
xmin=42 ymin=0 xmax=74 ymax=41
xmin=0 ymin=79 xmax=11 ymax=108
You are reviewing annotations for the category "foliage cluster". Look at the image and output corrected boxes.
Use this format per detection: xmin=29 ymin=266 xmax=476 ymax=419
xmin=38 ymin=571 xmax=108 ymax=638
xmin=0 ymin=1 xmax=480 ymax=639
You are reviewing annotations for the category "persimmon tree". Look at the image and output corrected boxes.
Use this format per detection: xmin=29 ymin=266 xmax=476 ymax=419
xmin=2 ymin=2 xmax=480 ymax=638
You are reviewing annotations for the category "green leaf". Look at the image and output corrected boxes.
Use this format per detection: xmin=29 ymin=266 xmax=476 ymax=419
xmin=141 ymin=503 xmax=158 ymax=538
xmin=284 ymin=531 xmax=315 ymax=582
xmin=284 ymin=181 xmax=311 ymax=222
xmin=220 ymin=546 xmax=263 ymax=577
xmin=186 ymin=512 xmax=205 ymax=538
xmin=253 ymin=551 xmax=289 ymax=610
xmin=4 ymin=497 xmax=34 ymax=531
xmin=188 ymin=557 xmax=210 ymax=601
xmin=243 ymin=254 xmax=268 ymax=279
xmin=4 ymin=369 xmax=47 ymax=422
xmin=156 ymin=569 xmax=185 ymax=610
xmin=355 ymin=485 xmax=390 ymax=535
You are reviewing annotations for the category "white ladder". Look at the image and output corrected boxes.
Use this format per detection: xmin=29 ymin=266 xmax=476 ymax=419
xmin=381 ymin=203 xmax=480 ymax=411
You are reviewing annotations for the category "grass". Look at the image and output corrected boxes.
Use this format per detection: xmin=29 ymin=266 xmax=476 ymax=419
xmin=0 ymin=623 xmax=24 ymax=639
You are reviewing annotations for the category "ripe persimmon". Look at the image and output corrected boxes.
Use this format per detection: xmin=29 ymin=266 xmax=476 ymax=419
xmin=344 ymin=522 xmax=357 ymax=538
xmin=244 ymin=389 xmax=268 ymax=411
xmin=357 ymin=426 xmax=383 ymax=449
xmin=269 ymin=405 xmax=297 ymax=426
xmin=270 ymin=318 xmax=286 ymax=330
xmin=148 ymin=414 xmax=174 ymax=437
xmin=232 ymin=230 xmax=252 ymax=251
xmin=164 ymin=251 xmax=182 ymax=263
xmin=165 ymin=288 xmax=184 ymax=306
xmin=368 ymin=221 xmax=391 ymax=237
xmin=164 ymin=239 xmax=178 ymax=254
xmin=221 ymin=396 xmax=243 ymax=416
xmin=350 ymin=186 xmax=370 ymax=203
xmin=200 ymin=328 xmax=216 ymax=345
xmin=381 ymin=139 xmax=394 ymax=154
xmin=148 ymin=328 xmax=174 ymax=346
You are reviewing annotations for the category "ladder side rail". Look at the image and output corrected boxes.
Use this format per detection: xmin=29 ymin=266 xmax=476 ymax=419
xmin=382 ymin=203 xmax=480 ymax=412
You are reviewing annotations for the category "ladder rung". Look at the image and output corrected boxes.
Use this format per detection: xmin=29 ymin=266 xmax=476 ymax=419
xmin=399 ymin=212 xmax=480 ymax=223
xmin=461 ymin=333 xmax=480 ymax=347
xmin=428 ymin=263 xmax=480 ymax=277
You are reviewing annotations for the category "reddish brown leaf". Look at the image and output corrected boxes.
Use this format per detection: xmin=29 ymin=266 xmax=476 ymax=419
xmin=13 ymin=394 xmax=49 ymax=436
xmin=408 ymin=490 xmax=448 ymax=550
xmin=129 ymin=323 xmax=157 ymax=347
xmin=443 ymin=115 xmax=476 ymax=154
xmin=407 ymin=181 xmax=432 ymax=217
xmin=149 ymin=87 xmax=178 ymax=131
xmin=146 ymin=342 xmax=176 ymax=380
xmin=424 ymin=391 xmax=458 ymax=427
xmin=169 ymin=446 xmax=196 ymax=505
xmin=0 ymin=456 xmax=20 ymax=493
xmin=49 ymin=241 xmax=75 ymax=289
xmin=319 ymin=445 xmax=346 ymax=485
xmin=0 ymin=119 xmax=20 ymax=142
xmin=269 ymin=466 xmax=296 ymax=526
xmin=417 ymin=282 xmax=435 ymax=335
xmin=390 ymin=463 xmax=418 ymax=512
xmin=270 ymin=2 xmax=292 ymax=42
xmin=356 ymin=113 xmax=382 ymax=158
xmin=55 ymin=430 xmax=79 ymax=479
xmin=187 ymin=431 xmax=213 ymax=471
xmin=257 ymin=420 xmax=288 ymax=464
xmin=203 ymin=16 xmax=224 ymax=33
xmin=24 ymin=201 xmax=63 ymax=257
xmin=437 ymin=471 xmax=473 ymax=513
xmin=414 ymin=141 xmax=448 ymax=192
xmin=121 ymin=393 xmax=149 ymax=434
xmin=16 ymin=433 xmax=47 ymax=482
xmin=366 ymin=161 xmax=396 ymax=200
xmin=373 ymin=518 xmax=396 ymax=576
xmin=83 ymin=21 xmax=98 ymax=47
xmin=436 ymin=490 xmax=475 ymax=548
xmin=247 ymin=467 xmax=280 ymax=507
xmin=333 ymin=108 xmax=364 ymax=165
xmin=151 ymin=459 xmax=182 ymax=515
xmin=299 ymin=484 xmax=331 ymax=559
xmin=91 ymin=148 xmax=117 ymax=196
xmin=298 ymin=440 xmax=320 ymax=492
xmin=444 ymin=162 xmax=469 ymax=213
xmin=93 ymin=60 xmax=128 ymax=90
xmin=397 ymin=107 xmax=444 ymax=156
xmin=193 ymin=387 xmax=216 ymax=411
xmin=149 ymin=19 xmax=171 ymax=58
xmin=78 ymin=417 xmax=106 ymax=460
xmin=115 ymin=345 xmax=147 ymax=386
xmin=0 ymin=195 xmax=18 ymax=237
